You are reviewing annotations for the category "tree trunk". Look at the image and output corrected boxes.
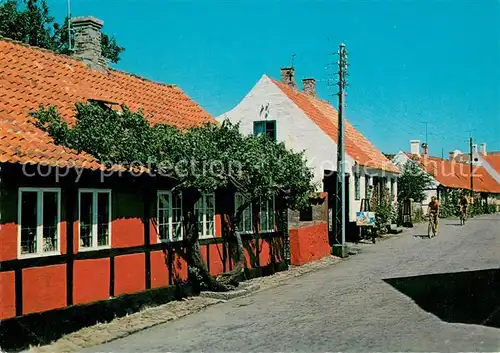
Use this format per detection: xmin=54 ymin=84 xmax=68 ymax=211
xmin=180 ymin=191 xmax=233 ymax=292
xmin=215 ymin=203 xmax=248 ymax=286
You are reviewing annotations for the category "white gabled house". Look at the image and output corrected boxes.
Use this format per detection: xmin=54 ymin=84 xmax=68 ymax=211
xmin=216 ymin=67 xmax=400 ymax=226
xmin=392 ymin=140 xmax=500 ymax=213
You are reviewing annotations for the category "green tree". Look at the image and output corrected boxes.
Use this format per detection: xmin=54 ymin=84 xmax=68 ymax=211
xmin=32 ymin=102 xmax=315 ymax=291
xmin=0 ymin=0 xmax=124 ymax=63
xmin=397 ymin=160 xmax=434 ymax=203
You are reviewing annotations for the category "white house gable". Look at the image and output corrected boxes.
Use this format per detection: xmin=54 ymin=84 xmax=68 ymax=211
xmin=217 ymin=74 xmax=353 ymax=189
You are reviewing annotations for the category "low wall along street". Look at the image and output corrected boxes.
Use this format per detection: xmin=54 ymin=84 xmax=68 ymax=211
xmin=288 ymin=193 xmax=331 ymax=266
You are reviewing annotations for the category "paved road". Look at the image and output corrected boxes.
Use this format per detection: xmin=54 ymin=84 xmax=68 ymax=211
xmin=86 ymin=214 xmax=500 ymax=352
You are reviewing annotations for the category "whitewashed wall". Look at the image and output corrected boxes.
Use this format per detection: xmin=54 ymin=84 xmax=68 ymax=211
xmin=218 ymin=75 xmax=396 ymax=222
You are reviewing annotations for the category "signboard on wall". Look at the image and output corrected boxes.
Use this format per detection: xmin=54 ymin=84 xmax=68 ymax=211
xmin=356 ymin=211 xmax=376 ymax=227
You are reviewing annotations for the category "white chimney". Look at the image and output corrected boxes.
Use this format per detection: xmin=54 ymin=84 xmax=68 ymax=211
xmin=472 ymin=144 xmax=478 ymax=157
xmin=410 ymin=140 xmax=420 ymax=156
xmin=449 ymin=151 xmax=456 ymax=161
xmin=480 ymin=143 xmax=487 ymax=156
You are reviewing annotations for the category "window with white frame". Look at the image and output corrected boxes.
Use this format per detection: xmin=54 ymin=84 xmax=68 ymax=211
xmin=18 ymin=188 xmax=60 ymax=256
xmin=195 ymin=193 xmax=215 ymax=238
xmin=157 ymin=190 xmax=183 ymax=242
xmin=79 ymin=189 xmax=111 ymax=250
xmin=259 ymin=197 xmax=275 ymax=232
xmin=390 ymin=178 xmax=395 ymax=199
xmin=234 ymin=193 xmax=253 ymax=233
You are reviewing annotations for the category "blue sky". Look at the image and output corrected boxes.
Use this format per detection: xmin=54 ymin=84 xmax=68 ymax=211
xmin=46 ymin=0 xmax=499 ymax=155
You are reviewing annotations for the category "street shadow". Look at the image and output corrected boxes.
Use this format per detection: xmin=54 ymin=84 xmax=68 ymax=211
xmin=384 ymin=269 xmax=500 ymax=329
xmin=413 ymin=235 xmax=431 ymax=239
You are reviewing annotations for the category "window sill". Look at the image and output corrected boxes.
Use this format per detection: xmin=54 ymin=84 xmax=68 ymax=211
xmin=199 ymin=234 xmax=215 ymax=240
xmin=78 ymin=245 xmax=110 ymax=252
xmin=19 ymin=251 xmax=60 ymax=259
xmin=260 ymin=230 xmax=275 ymax=233
xmin=158 ymin=238 xmax=183 ymax=243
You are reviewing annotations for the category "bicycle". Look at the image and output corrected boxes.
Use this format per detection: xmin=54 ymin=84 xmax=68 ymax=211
xmin=427 ymin=212 xmax=437 ymax=238
xmin=459 ymin=205 xmax=467 ymax=226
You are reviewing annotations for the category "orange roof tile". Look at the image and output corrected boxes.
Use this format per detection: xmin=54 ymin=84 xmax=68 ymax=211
xmin=0 ymin=38 xmax=214 ymax=170
xmin=271 ymin=79 xmax=399 ymax=173
xmin=482 ymin=154 xmax=500 ymax=175
xmin=412 ymin=154 xmax=500 ymax=193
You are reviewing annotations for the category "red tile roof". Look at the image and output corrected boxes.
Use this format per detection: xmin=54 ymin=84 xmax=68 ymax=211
xmin=271 ymin=79 xmax=399 ymax=174
xmin=0 ymin=38 xmax=214 ymax=170
xmin=482 ymin=154 xmax=500 ymax=175
xmin=408 ymin=154 xmax=500 ymax=193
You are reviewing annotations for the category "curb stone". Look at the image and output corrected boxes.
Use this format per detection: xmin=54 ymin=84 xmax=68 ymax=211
xmin=199 ymin=283 xmax=261 ymax=300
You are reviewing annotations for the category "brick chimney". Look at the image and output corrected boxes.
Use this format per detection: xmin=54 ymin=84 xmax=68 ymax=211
xmin=280 ymin=67 xmax=297 ymax=89
xmin=422 ymin=143 xmax=429 ymax=157
xmin=302 ymin=78 xmax=316 ymax=97
xmin=72 ymin=16 xmax=107 ymax=72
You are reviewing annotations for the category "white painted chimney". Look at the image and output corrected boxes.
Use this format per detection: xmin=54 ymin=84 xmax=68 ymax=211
xmin=480 ymin=143 xmax=487 ymax=156
xmin=449 ymin=151 xmax=456 ymax=161
xmin=410 ymin=140 xmax=420 ymax=156
xmin=472 ymin=144 xmax=478 ymax=157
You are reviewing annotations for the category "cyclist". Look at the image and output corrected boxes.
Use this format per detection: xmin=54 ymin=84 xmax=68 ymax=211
xmin=458 ymin=191 xmax=469 ymax=223
xmin=427 ymin=196 xmax=440 ymax=235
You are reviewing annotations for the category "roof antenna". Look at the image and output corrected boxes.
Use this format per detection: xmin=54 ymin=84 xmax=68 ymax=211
xmin=291 ymin=53 xmax=296 ymax=69
xmin=67 ymin=0 xmax=72 ymax=51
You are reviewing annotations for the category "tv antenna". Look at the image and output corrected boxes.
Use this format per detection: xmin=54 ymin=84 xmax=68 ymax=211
xmin=67 ymin=0 xmax=72 ymax=51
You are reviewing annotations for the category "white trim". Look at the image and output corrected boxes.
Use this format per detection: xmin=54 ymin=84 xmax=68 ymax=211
xmin=234 ymin=193 xmax=253 ymax=234
xmin=18 ymin=187 xmax=61 ymax=259
xmin=77 ymin=189 xmax=112 ymax=252
xmin=196 ymin=193 xmax=216 ymax=239
xmin=259 ymin=196 xmax=275 ymax=233
xmin=157 ymin=190 xmax=184 ymax=243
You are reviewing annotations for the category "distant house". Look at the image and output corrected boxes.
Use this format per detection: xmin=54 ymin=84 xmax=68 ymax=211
xmin=392 ymin=140 xmax=500 ymax=212
xmin=217 ymin=67 xmax=399 ymax=231
xmin=0 ymin=16 xmax=285 ymax=324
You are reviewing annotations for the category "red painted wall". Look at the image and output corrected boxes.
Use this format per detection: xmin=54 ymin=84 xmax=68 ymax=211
xmin=73 ymin=258 xmax=110 ymax=305
xmin=205 ymin=244 xmax=225 ymax=276
xmin=150 ymin=250 xmax=169 ymax=289
xmin=114 ymin=253 xmax=145 ymax=296
xmin=1 ymin=180 xmax=287 ymax=320
xmin=111 ymin=218 xmax=144 ymax=248
xmin=23 ymin=265 xmax=66 ymax=315
xmin=0 ymin=223 xmax=17 ymax=261
xmin=171 ymin=251 xmax=188 ymax=283
xmin=257 ymin=239 xmax=271 ymax=266
xmin=289 ymin=222 xmax=330 ymax=266
xmin=0 ymin=271 xmax=16 ymax=319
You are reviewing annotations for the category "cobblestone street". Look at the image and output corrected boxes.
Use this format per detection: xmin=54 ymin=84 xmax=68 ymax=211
xmin=84 ymin=214 xmax=500 ymax=352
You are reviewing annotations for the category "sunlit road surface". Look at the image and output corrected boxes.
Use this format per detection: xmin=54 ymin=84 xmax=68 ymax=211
xmin=85 ymin=214 xmax=500 ymax=353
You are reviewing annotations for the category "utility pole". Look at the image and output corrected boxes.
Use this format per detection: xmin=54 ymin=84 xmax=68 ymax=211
xmin=334 ymin=43 xmax=348 ymax=258
xmin=469 ymin=137 xmax=474 ymax=198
